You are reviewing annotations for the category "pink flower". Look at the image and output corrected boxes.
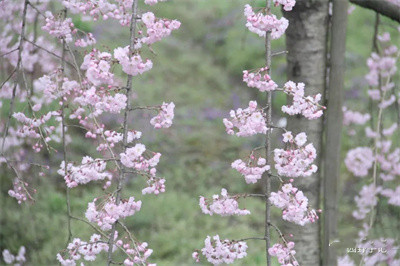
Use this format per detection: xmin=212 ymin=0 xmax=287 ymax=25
xmin=199 ymin=188 xmax=250 ymax=216
xmin=274 ymin=132 xmax=317 ymax=178
xmin=223 ymin=101 xmax=268 ymax=137
xmin=268 ymin=242 xmax=298 ymax=266
xmin=270 ymin=183 xmax=318 ymax=225
xmin=150 ymin=102 xmax=175 ymax=129
xmin=281 ymin=81 xmax=324 ymax=119
xmin=344 ymin=147 xmax=374 ymax=177
xmin=231 ymin=157 xmax=270 ymax=184
xmin=244 ymin=4 xmax=289 ymax=39
xmin=140 ymin=12 xmax=181 ymax=45
xmin=114 ymin=46 xmax=153 ymax=76
xmin=243 ymin=67 xmax=278 ymax=92
xmin=85 ymin=197 xmax=142 ymax=231
xmin=200 ymin=235 xmax=247 ymax=265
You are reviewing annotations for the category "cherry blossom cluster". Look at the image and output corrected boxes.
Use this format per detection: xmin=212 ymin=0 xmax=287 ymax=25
xmin=13 ymin=111 xmax=61 ymax=152
xmin=8 ymin=178 xmax=32 ymax=204
xmin=81 ymin=50 xmax=115 ymax=86
xmin=140 ymin=12 xmax=181 ymax=45
xmin=268 ymin=242 xmax=298 ymax=266
xmin=73 ymin=86 xmax=127 ymax=117
xmin=273 ymin=0 xmax=296 ymax=11
xmin=85 ymin=196 xmax=142 ymax=231
xmin=281 ymin=81 xmax=324 ymax=119
xmin=381 ymin=187 xmax=400 ymax=206
xmin=120 ymin=144 xmax=161 ymax=173
xmin=42 ymin=11 xmax=76 ymax=43
xmin=150 ymin=102 xmax=175 ymax=129
xmin=352 ymin=184 xmax=381 ymax=220
xmin=115 ymin=240 xmax=155 ymax=266
xmin=243 ymin=67 xmax=278 ymax=92
xmin=62 ymin=0 xmax=135 ymax=26
xmin=244 ymin=4 xmax=289 ymax=39
xmin=199 ymin=188 xmax=250 ymax=216
xmin=57 ymin=157 xmax=112 ymax=188
xmin=114 ymin=46 xmax=153 ymax=76
xmin=57 ymin=234 xmax=110 ymax=265
xmin=223 ymin=101 xmax=268 ymax=137
xmin=2 ymin=246 xmax=26 ymax=265
xmin=344 ymin=147 xmax=374 ymax=177
xmin=274 ymin=132 xmax=318 ymax=178
xmin=342 ymin=107 xmax=371 ymax=126
xmin=365 ymin=52 xmax=397 ymax=87
xmin=197 ymin=235 xmax=248 ymax=265
xmin=142 ymin=177 xmax=166 ymax=195
xmin=144 ymin=0 xmax=168 ymax=5
xmin=270 ymin=183 xmax=318 ymax=225
xmin=231 ymin=157 xmax=270 ymax=184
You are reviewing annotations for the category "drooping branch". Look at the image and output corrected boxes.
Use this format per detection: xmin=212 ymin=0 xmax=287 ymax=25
xmin=350 ymin=0 xmax=400 ymax=22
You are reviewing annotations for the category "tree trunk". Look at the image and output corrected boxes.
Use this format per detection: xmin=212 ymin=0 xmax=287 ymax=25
xmin=323 ymin=0 xmax=348 ymax=265
xmin=283 ymin=1 xmax=329 ymax=265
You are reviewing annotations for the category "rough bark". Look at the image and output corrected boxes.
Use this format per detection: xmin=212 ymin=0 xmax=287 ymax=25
xmin=350 ymin=0 xmax=400 ymax=22
xmin=283 ymin=1 xmax=329 ymax=265
xmin=323 ymin=0 xmax=348 ymax=265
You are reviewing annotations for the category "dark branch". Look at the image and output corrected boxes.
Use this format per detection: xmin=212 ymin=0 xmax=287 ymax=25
xmin=350 ymin=0 xmax=400 ymax=22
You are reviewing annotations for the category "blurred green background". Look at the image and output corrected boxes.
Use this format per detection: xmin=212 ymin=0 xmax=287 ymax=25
xmin=1 ymin=0 xmax=400 ymax=265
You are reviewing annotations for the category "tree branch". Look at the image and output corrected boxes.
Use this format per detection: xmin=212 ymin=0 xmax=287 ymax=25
xmin=264 ymin=1 xmax=272 ymax=265
xmin=350 ymin=0 xmax=400 ymax=22
xmin=107 ymin=1 xmax=139 ymax=264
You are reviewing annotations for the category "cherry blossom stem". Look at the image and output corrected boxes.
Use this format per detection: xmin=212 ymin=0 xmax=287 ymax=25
xmin=107 ymin=1 xmax=138 ymax=264
xmin=264 ymin=0 xmax=272 ymax=265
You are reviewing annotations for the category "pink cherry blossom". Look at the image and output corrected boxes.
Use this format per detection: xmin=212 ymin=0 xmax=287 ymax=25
xmin=140 ymin=12 xmax=181 ymax=45
xmin=199 ymin=188 xmax=250 ymax=216
xmin=342 ymin=107 xmax=371 ymax=126
xmin=344 ymin=147 xmax=374 ymax=177
xmin=281 ymin=81 xmax=324 ymax=119
xmin=231 ymin=157 xmax=270 ymax=184
xmin=42 ymin=11 xmax=76 ymax=43
xmin=268 ymin=242 xmax=298 ymax=266
xmin=244 ymin=4 xmax=289 ymax=39
xmin=200 ymin=235 xmax=248 ymax=265
xmin=150 ymin=102 xmax=175 ymax=129
xmin=274 ymin=132 xmax=317 ymax=178
xmin=273 ymin=0 xmax=296 ymax=11
xmin=270 ymin=183 xmax=318 ymax=225
xmin=352 ymin=184 xmax=381 ymax=220
xmin=57 ymin=157 xmax=112 ymax=188
xmin=223 ymin=101 xmax=268 ymax=137
xmin=85 ymin=197 xmax=142 ymax=231
xmin=243 ymin=67 xmax=278 ymax=92
xmin=2 ymin=246 xmax=26 ymax=265
xmin=114 ymin=46 xmax=153 ymax=76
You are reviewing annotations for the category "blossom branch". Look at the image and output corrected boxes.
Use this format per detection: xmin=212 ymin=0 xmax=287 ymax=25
xmin=107 ymin=1 xmax=139 ymax=264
